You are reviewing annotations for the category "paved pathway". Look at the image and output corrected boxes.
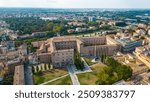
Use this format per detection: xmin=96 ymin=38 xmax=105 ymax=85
xmin=67 ymin=65 xmax=80 ymax=85
xmin=75 ymin=70 xmax=92 ymax=74
xmin=39 ymin=58 xmax=94 ymax=85
xmin=81 ymin=57 xmax=92 ymax=71
xmin=40 ymin=74 xmax=69 ymax=85
xmin=24 ymin=65 xmax=34 ymax=85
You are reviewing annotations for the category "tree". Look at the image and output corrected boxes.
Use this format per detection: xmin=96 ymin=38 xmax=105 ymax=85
xmin=103 ymin=66 xmax=113 ymax=76
xmin=48 ymin=63 xmax=51 ymax=70
xmin=53 ymin=23 xmax=64 ymax=33
xmin=36 ymin=66 xmax=39 ymax=72
xmin=109 ymin=73 xmax=119 ymax=84
xmin=46 ymin=31 xmax=54 ymax=37
xmin=101 ymin=54 xmax=104 ymax=63
xmin=40 ymin=66 xmax=43 ymax=71
xmin=74 ymin=52 xmax=84 ymax=71
xmin=88 ymin=22 xmax=99 ymax=26
xmin=122 ymin=65 xmax=133 ymax=80
xmin=105 ymin=56 xmax=120 ymax=68
xmin=47 ymin=22 xmax=54 ymax=30
xmin=4 ymin=17 xmax=50 ymax=34
xmin=103 ymin=54 xmax=107 ymax=63
xmin=116 ymin=67 xmax=124 ymax=80
xmin=2 ymin=75 xmax=13 ymax=85
xmin=96 ymin=57 xmax=133 ymax=85
xmin=28 ymin=45 xmax=36 ymax=53
xmin=44 ymin=64 xmax=47 ymax=70
xmin=3 ymin=17 xmax=67 ymax=36
xmin=96 ymin=72 xmax=109 ymax=85
xmin=32 ymin=66 xmax=35 ymax=73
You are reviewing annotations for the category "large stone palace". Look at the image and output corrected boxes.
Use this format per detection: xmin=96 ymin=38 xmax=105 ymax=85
xmin=32 ymin=36 xmax=121 ymax=67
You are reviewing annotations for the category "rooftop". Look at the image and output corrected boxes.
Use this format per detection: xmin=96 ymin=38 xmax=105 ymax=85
xmin=13 ymin=65 xmax=25 ymax=85
xmin=117 ymin=38 xmax=135 ymax=46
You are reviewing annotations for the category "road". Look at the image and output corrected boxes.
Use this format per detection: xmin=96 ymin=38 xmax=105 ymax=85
xmin=67 ymin=65 xmax=80 ymax=85
xmin=24 ymin=65 xmax=34 ymax=85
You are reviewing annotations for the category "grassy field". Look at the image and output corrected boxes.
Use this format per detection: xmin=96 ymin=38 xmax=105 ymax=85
xmin=84 ymin=58 xmax=97 ymax=66
xmin=0 ymin=70 xmax=5 ymax=78
xmin=46 ymin=75 xmax=72 ymax=85
xmin=34 ymin=68 xmax=68 ymax=85
xmin=77 ymin=63 xmax=106 ymax=85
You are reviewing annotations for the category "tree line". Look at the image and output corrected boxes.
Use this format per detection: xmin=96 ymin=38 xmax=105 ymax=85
xmin=96 ymin=55 xmax=133 ymax=85
xmin=3 ymin=17 xmax=67 ymax=36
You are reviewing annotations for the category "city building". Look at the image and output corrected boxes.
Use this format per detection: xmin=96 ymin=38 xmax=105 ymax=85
xmin=0 ymin=62 xmax=5 ymax=73
xmin=6 ymin=58 xmax=21 ymax=74
xmin=31 ymin=32 xmax=46 ymax=38
xmin=0 ymin=43 xmax=27 ymax=75
xmin=135 ymin=45 xmax=150 ymax=69
xmin=113 ymin=80 xmax=127 ymax=85
xmin=34 ymin=36 xmax=121 ymax=67
xmin=136 ymin=29 xmax=146 ymax=35
xmin=67 ymin=29 xmax=75 ymax=34
xmin=114 ymin=52 xmax=148 ymax=76
xmin=13 ymin=65 xmax=25 ymax=85
xmin=148 ymin=30 xmax=150 ymax=36
xmin=116 ymin=38 xmax=143 ymax=53
xmin=88 ymin=17 xmax=96 ymax=22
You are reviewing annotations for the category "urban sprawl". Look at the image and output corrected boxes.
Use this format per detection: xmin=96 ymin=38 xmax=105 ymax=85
xmin=0 ymin=8 xmax=150 ymax=85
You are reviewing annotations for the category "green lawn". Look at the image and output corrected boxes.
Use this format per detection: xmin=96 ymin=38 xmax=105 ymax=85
xmin=46 ymin=75 xmax=72 ymax=85
xmin=0 ymin=70 xmax=5 ymax=77
xmin=33 ymin=68 xmax=68 ymax=85
xmin=34 ymin=75 xmax=45 ymax=85
xmin=84 ymin=58 xmax=97 ymax=66
xmin=77 ymin=64 xmax=106 ymax=85
xmin=77 ymin=56 xmax=133 ymax=85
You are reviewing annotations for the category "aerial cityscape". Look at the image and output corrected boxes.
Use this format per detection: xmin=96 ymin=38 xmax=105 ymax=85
xmin=0 ymin=7 xmax=150 ymax=85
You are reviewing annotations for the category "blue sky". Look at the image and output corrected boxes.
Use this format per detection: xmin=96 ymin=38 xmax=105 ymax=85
xmin=0 ymin=0 xmax=150 ymax=8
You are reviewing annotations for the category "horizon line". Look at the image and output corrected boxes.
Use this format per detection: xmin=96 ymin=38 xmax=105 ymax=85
xmin=0 ymin=7 xmax=150 ymax=9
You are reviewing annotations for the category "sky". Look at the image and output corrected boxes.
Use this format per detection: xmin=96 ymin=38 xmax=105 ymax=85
xmin=0 ymin=0 xmax=150 ymax=8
